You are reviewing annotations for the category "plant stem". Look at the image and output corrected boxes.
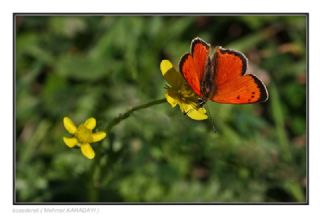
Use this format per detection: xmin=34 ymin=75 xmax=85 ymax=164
xmin=106 ymin=98 xmax=167 ymax=132
xmin=88 ymin=160 xmax=100 ymax=202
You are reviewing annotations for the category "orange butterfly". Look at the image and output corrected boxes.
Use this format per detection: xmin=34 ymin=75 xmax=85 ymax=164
xmin=179 ymin=37 xmax=269 ymax=106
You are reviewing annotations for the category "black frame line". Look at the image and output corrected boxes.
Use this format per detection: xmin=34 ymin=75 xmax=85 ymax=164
xmin=13 ymin=12 xmax=309 ymax=205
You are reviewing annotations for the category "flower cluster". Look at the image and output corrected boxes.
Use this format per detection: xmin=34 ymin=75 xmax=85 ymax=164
xmin=61 ymin=60 xmax=208 ymax=159
xmin=160 ymin=60 xmax=208 ymax=120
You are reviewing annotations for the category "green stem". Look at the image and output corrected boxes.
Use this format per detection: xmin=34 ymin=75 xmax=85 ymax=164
xmin=89 ymin=161 xmax=100 ymax=201
xmin=106 ymin=98 xmax=167 ymax=132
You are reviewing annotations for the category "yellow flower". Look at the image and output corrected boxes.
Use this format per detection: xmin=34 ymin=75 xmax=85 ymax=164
xmin=63 ymin=117 xmax=107 ymax=159
xmin=160 ymin=60 xmax=208 ymax=120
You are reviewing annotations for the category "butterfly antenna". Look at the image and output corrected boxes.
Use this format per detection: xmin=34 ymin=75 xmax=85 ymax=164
xmin=204 ymin=104 xmax=217 ymax=133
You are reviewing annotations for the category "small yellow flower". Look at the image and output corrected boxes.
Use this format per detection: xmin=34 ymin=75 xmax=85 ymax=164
xmin=63 ymin=117 xmax=107 ymax=159
xmin=160 ymin=60 xmax=208 ymax=120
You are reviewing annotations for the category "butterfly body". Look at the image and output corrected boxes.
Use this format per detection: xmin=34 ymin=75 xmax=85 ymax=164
xmin=179 ymin=37 xmax=269 ymax=106
xmin=200 ymin=55 xmax=215 ymax=100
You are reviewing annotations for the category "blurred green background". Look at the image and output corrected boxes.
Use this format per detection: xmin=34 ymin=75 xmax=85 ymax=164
xmin=15 ymin=15 xmax=307 ymax=203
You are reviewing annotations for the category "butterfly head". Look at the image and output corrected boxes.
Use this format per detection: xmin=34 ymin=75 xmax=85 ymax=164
xmin=196 ymin=98 xmax=207 ymax=108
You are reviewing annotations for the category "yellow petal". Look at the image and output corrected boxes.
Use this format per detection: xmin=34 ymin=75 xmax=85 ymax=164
xmin=186 ymin=107 xmax=208 ymax=120
xmin=160 ymin=60 xmax=184 ymax=89
xmin=160 ymin=60 xmax=173 ymax=76
xmin=92 ymin=131 xmax=107 ymax=142
xmin=179 ymin=103 xmax=208 ymax=121
xmin=63 ymin=137 xmax=78 ymax=148
xmin=84 ymin=117 xmax=96 ymax=130
xmin=80 ymin=143 xmax=95 ymax=159
xmin=63 ymin=117 xmax=77 ymax=134
xmin=165 ymin=90 xmax=178 ymax=107
xmin=179 ymin=102 xmax=193 ymax=113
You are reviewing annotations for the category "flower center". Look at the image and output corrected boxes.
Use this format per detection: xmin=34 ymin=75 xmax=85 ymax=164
xmin=75 ymin=124 xmax=93 ymax=143
xmin=178 ymin=84 xmax=198 ymax=103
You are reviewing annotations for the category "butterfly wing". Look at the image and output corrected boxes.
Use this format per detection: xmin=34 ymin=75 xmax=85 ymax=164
xmin=211 ymin=47 xmax=268 ymax=104
xmin=179 ymin=37 xmax=210 ymax=97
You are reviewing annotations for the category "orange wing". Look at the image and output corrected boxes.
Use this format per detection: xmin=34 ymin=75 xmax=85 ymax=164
xmin=179 ymin=37 xmax=210 ymax=97
xmin=211 ymin=47 xmax=268 ymax=104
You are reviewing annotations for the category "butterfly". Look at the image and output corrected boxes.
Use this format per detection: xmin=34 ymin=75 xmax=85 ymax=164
xmin=179 ymin=37 xmax=269 ymax=106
